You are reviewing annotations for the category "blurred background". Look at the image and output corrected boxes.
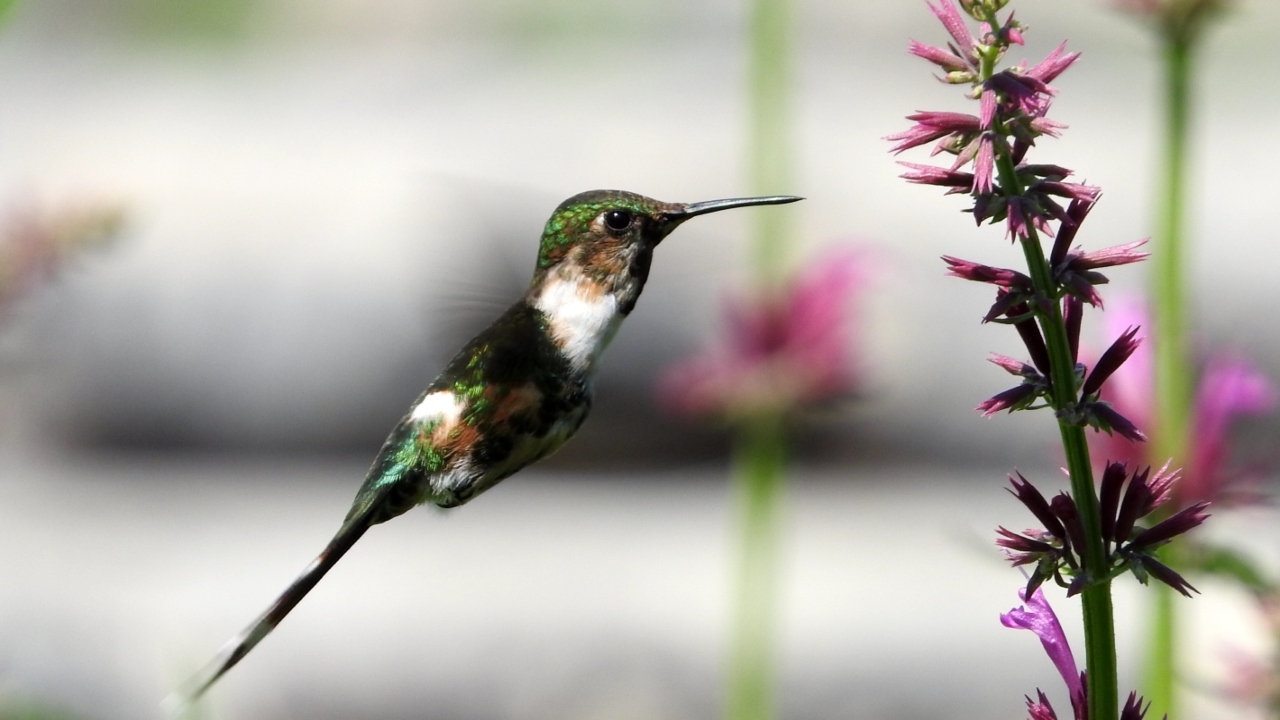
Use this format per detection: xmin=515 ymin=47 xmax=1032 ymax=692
xmin=0 ymin=0 xmax=1277 ymax=718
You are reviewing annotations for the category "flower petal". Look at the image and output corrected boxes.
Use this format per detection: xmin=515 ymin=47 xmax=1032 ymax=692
xmin=1001 ymin=588 xmax=1083 ymax=701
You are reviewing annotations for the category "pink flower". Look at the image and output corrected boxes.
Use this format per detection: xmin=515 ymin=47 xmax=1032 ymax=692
xmin=1113 ymin=0 xmax=1233 ymax=18
xmin=658 ymin=248 xmax=870 ymax=420
xmin=1182 ymin=355 xmax=1278 ymax=504
xmin=0 ymin=199 xmax=123 ymax=315
xmin=1003 ymin=587 xmax=1159 ymax=720
xmin=1087 ymin=297 xmax=1276 ymax=507
xmin=1001 ymin=587 xmax=1085 ymax=710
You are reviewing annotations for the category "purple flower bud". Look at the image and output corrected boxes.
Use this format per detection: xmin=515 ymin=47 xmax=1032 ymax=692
xmin=942 ymin=256 xmax=1031 ymax=288
xmin=1011 ymin=308 xmax=1051 ymax=377
xmin=1050 ymin=493 xmax=1087 ymax=559
xmin=1120 ymin=691 xmax=1152 ymax=720
xmin=996 ymin=526 xmax=1057 ymax=555
xmin=1020 ymin=164 xmax=1073 ymax=181
xmin=1141 ymin=462 xmax=1179 ymax=516
xmin=1134 ymin=555 xmax=1199 ymax=597
xmin=1008 ymin=472 xmax=1069 ymax=542
xmin=1063 ymin=295 xmax=1083 ymax=364
xmin=1005 ymin=196 xmax=1054 ymax=241
xmin=1049 ymin=199 xmax=1096 ymax=266
xmin=979 ymin=89 xmax=997 ymax=130
xmin=927 ymin=0 xmax=977 ymax=57
xmin=1113 ymin=466 xmax=1151 ymax=542
xmin=986 ymin=71 xmax=1052 ymax=106
xmin=1025 ymin=690 xmax=1060 ymax=720
xmin=974 ymin=135 xmax=996 ymax=195
xmin=1088 ymin=401 xmax=1148 ymax=442
xmin=1037 ymin=181 xmax=1102 ymax=202
xmin=1026 ymin=42 xmax=1081 ymax=84
xmin=1130 ymin=501 xmax=1210 ymax=549
xmin=1028 ymin=116 xmax=1067 ymax=138
xmin=900 ymin=162 xmax=976 ymax=190
xmin=1068 ymin=239 xmax=1151 ymax=270
xmin=984 ymin=288 xmax=1028 ymax=323
xmin=1082 ymin=326 xmax=1142 ymax=397
xmin=979 ymin=383 xmax=1041 ymax=416
xmin=1066 ymin=573 xmax=1088 ymax=598
xmin=1061 ymin=272 xmax=1106 ymax=309
xmin=1098 ymin=461 xmax=1128 ymax=544
xmin=989 ymin=353 xmax=1038 ymax=376
xmin=908 ymin=39 xmax=971 ymax=73
xmin=1004 ymin=15 xmax=1026 ymax=46
xmin=887 ymin=112 xmax=981 ymax=154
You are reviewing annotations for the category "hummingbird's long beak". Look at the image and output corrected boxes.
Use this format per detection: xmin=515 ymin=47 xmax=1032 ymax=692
xmin=658 ymin=195 xmax=802 ymax=237
xmin=677 ymin=195 xmax=803 ymax=218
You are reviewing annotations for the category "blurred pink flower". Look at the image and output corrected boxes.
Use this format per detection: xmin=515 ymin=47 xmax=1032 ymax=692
xmin=0 ymin=199 xmax=123 ymax=314
xmin=1113 ymin=0 xmax=1237 ymax=44
xmin=1088 ymin=296 xmax=1277 ymax=506
xmin=658 ymin=248 xmax=871 ymax=420
xmin=1114 ymin=0 xmax=1233 ymax=17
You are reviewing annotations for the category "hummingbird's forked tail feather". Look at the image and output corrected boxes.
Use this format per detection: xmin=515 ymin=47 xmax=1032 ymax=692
xmin=172 ymin=508 xmax=379 ymax=705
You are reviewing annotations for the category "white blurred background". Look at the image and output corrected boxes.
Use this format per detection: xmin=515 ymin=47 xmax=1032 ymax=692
xmin=0 ymin=0 xmax=1276 ymax=718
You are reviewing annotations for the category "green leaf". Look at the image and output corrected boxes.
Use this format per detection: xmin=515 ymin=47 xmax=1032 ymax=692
xmin=1185 ymin=542 xmax=1276 ymax=594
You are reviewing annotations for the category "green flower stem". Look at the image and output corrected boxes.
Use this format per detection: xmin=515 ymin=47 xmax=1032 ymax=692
xmin=727 ymin=414 xmax=787 ymax=720
xmin=746 ymin=0 xmax=794 ymax=287
xmin=995 ymin=152 xmax=1120 ymax=720
xmin=1024 ymin=232 xmax=1120 ymax=720
xmin=1145 ymin=557 xmax=1178 ymax=719
xmin=728 ymin=1 xmax=793 ymax=718
xmin=1145 ymin=28 xmax=1196 ymax=720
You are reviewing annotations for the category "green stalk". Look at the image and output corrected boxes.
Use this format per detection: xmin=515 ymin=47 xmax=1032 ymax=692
xmin=994 ymin=151 xmax=1120 ymax=720
xmin=1144 ymin=27 xmax=1195 ymax=720
xmin=1024 ymin=232 xmax=1119 ymax=720
xmin=726 ymin=415 xmax=787 ymax=720
xmin=746 ymin=0 xmax=794 ymax=286
xmin=726 ymin=1 xmax=793 ymax=718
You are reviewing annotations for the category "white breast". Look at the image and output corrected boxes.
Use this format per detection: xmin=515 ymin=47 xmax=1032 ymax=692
xmin=533 ymin=277 xmax=622 ymax=374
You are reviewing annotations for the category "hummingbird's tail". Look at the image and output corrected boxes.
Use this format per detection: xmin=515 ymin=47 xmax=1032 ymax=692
xmin=168 ymin=507 xmax=379 ymax=710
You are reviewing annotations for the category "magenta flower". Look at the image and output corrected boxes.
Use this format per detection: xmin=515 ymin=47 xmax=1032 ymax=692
xmin=886 ymin=111 xmax=981 ymax=156
xmin=890 ymin=0 xmax=1086 ymax=243
xmin=1004 ymin=588 xmax=1161 ymax=720
xmin=658 ymin=248 xmax=870 ymax=420
xmin=998 ymin=462 xmax=1206 ymax=597
xmin=1183 ymin=355 xmax=1278 ymax=504
xmin=1086 ymin=297 xmax=1277 ymax=506
xmin=1002 ymin=587 xmax=1083 ymax=705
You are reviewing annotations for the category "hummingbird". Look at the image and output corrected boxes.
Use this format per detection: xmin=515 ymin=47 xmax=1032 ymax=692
xmin=175 ymin=189 xmax=801 ymax=702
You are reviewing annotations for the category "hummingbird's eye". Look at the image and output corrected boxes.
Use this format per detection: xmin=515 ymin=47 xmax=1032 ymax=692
xmin=602 ymin=210 xmax=633 ymax=233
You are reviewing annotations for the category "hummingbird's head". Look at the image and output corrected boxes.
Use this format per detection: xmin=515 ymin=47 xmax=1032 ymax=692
xmin=533 ymin=189 xmax=801 ymax=292
xmin=527 ymin=189 xmax=800 ymax=373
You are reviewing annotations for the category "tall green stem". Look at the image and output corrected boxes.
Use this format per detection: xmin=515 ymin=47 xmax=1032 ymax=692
xmin=747 ymin=0 xmax=793 ymax=286
xmin=1145 ymin=28 xmax=1196 ymax=720
xmin=727 ymin=416 xmax=787 ymax=720
xmin=1024 ymin=231 xmax=1119 ymax=720
xmin=994 ymin=150 xmax=1120 ymax=720
xmin=726 ymin=0 xmax=794 ymax=717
